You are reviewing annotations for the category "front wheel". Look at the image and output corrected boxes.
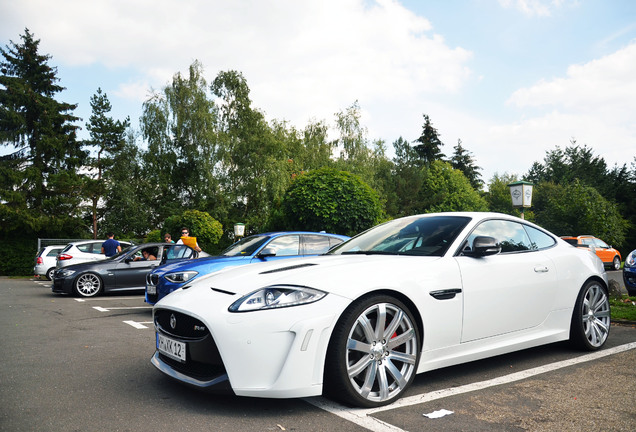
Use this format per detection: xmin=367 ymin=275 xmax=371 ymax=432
xmin=612 ymin=256 xmax=621 ymax=270
xmin=324 ymin=295 xmax=420 ymax=408
xmin=570 ymin=280 xmax=610 ymax=350
xmin=74 ymin=273 xmax=103 ymax=297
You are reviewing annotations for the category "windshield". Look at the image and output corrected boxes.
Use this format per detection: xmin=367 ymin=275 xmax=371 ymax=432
xmin=220 ymin=235 xmax=270 ymax=257
xmin=330 ymin=215 xmax=471 ymax=257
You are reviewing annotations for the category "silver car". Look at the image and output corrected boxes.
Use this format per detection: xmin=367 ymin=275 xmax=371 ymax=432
xmin=56 ymin=240 xmax=132 ymax=269
xmin=34 ymin=245 xmax=65 ymax=280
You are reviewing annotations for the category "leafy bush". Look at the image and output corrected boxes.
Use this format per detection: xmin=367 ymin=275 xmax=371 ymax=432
xmin=282 ymin=168 xmax=383 ymax=237
xmin=163 ymin=210 xmax=223 ymax=251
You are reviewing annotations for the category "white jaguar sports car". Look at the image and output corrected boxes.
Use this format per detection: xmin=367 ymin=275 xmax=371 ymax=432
xmin=151 ymin=212 xmax=610 ymax=407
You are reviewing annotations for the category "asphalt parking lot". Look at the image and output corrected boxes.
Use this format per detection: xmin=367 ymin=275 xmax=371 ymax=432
xmin=1 ymin=274 xmax=635 ymax=432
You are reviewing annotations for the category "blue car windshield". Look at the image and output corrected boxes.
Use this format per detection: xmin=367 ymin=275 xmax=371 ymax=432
xmin=330 ymin=215 xmax=471 ymax=257
xmin=221 ymin=235 xmax=269 ymax=257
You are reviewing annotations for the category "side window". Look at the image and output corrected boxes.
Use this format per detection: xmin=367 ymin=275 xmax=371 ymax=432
xmin=77 ymin=244 xmax=92 ymax=253
xmin=594 ymin=238 xmax=609 ymax=248
xmin=47 ymin=248 xmax=63 ymax=257
xmin=581 ymin=238 xmax=594 ymax=247
xmin=165 ymin=245 xmax=195 ymax=260
xmin=302 ymin=235 xmax=331 ymax=255
xmin=523 ymin=226 xmax=556 ymax=250
xmin=266 ymin=235 xmax=300 ymax=256
xmin=329 ymin=237 xmax=345 ymax=249
xmin=92 ymin=242 xmax=104 ymax=254
xmin=468 ymin=220 xmax=533 ymax=253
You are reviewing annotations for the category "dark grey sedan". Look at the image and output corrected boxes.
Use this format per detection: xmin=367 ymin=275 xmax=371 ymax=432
xmin=52 ymin=243 xmax=206 ymax=297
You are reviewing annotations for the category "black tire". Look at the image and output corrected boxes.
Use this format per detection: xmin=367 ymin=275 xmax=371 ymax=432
xmin=570 ymin=280 xmax=610 ymax=350
xmin=324 ymin=294 xmax=420 ymax=408
xmin=73 ymin=272 xmax=103 ymax=297
xmin=612 ymin=256 xmax=621 ymax=271
xmin=46 ymin=267 xmax=55 ymax=281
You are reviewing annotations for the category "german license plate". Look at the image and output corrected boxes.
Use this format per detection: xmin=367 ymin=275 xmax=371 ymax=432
xmin=157 ymin=333 xmax=186 ymax=362
xmin=147 ymin=285 xmax=156 ymax=295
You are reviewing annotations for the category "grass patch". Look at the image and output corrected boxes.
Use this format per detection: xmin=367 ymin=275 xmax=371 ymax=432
xmin=610 ymin=296 xmax=636 ymax=321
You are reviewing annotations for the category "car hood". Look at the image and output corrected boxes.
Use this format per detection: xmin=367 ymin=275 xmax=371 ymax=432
xmin=159 ymin=254 xmax=444 ymax=305
xmin=153 ymin=255 xmax=252 ymax=275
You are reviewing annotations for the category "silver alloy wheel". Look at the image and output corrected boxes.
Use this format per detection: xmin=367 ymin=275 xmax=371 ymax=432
xmin=345 ymin=302 xmax=418 ymax=403
xmin=612 ymin=256 xmax=621 ymax=270
xmin=75 ymin=273 xmax=102 ymax=297
xmin=581 ymin=282 xmax=610 ymax=348
xmin=46 ymin=267 xmax=55 ymax=281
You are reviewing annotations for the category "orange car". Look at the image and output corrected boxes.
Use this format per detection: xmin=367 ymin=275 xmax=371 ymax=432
xmin=561 ymin=235 xmax=622 ymax=270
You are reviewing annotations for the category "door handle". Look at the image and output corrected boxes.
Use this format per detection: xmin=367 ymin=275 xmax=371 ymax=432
xmin=534 ymin=266 xmax=549 ymax=273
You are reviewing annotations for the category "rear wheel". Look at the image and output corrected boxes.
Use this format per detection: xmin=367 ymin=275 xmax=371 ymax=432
xmin=46 ymin=267 xmax=55 ymax=281
xmin=612 ymin=256 xmax=621 ymax=270
xmin=74 ymin=273 xmax=103 ymax=297
xmin=570 ymin=280 xmax=610 ymax=350
xmin=324 ymin=294 xmax=420 ymax=407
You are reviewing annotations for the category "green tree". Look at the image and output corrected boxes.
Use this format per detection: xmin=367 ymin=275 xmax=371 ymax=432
xmin=485 ymin=172 xmax=522 ymax=216
xmin=163 ymin=209 xmax=223 ymax=252
xmin=419 ymin=160 xmax=488 ymax=213
xmin=449 ymin=139 xmax=483 ymax=190
xmin=282 ymin=168 xmax=383 ymax=236
xmin=211 ymin=70 xmax=289 ymax=231
xmin=100 ymin=131 xmax=153 ymax=238
xmin=0 ymin=28 xmax=86 ymax=237
xmin=85 ymin=88 xmax=130 ymax=238
xmin=533 ymin=180 xmax=628 ymax=247
xmin=413 ymin=114 xmax=444 ymax=165
xmin=387 ymin=137 xmax=424 ymax=217
xmin=141 ymin=60 xmax=220 ymax=224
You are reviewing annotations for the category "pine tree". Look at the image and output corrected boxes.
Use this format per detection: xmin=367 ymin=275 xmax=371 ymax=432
xmin=0 ymin=28 xmax=86 ymax=236
xmin=449 ymin=139 xmax=483 ymax=190
xmin=413 ymin=114 xmax=444 ymax=164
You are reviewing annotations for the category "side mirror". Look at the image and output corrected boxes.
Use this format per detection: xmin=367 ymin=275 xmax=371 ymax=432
xmin=464 ymin=236 xmax=501 ymax=257
xmin=258 ymin=247 xmax=277 ymax=258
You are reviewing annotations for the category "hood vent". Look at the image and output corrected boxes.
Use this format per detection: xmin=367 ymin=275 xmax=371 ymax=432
xmin=211 ymin=287 xmax=236 ymax=295
xmin=259 ymin=263 xmax=317 ymax=274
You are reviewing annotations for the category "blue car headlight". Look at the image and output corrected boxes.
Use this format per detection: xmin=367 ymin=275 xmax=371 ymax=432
xmin=626 ymin=250 xmax=636 ymax=267
xmin=229 ymin=285 xmax=327 ymax=312
xmin=164 ymin=271 xmax=199 ymax=283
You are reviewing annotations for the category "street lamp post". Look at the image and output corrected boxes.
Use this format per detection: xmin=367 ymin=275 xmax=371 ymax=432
xmin=508 ymin=181 xmax=533 ymax=220
xmin=233 ymin=223 xmax=245 ymax=239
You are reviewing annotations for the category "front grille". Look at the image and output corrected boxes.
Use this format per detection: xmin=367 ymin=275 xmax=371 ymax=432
xmin=155 ymin=308 xmax=226 ymax=381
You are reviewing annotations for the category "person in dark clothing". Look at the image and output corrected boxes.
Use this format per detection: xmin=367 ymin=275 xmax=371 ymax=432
xmin=101 ymin=232 xmax=121 ymax=257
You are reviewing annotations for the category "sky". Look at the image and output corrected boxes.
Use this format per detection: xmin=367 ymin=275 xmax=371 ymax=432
xmin=1 ymin=0 xmax=635 ymax=185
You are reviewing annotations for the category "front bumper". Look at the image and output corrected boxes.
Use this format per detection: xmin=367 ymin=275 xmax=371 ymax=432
xmin=51 ymin=272 xmax=74 ymax=294
xmin=623 ymin=267 xmax=636 ymax=295
xmin=151 ymin=288 xmax=351 ymax=399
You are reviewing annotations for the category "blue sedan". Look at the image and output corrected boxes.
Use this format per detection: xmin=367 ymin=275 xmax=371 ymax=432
xmin=145 ymin=231 xmax=349 ymax=304
xmin=623 ymin=249 xmax=636 ymax=296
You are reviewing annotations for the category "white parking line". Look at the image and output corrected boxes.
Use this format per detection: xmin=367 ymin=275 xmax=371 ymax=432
xmin=92 ymin=306 xmax=152 ymax=312
xmin=76 ymin=296 xmax=145 ymax=302
xmin=304 ymin=341 xmax=636 ymax=432
xmin=124 ymin=320 xmax=153 ymax=329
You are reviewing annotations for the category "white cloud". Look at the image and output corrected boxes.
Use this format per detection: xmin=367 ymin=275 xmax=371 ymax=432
xmin=497 ymin=0 xmax=574 ymax=17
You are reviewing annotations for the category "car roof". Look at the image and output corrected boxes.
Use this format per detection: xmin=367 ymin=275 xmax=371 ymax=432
xmin=251 ymin=231 xmax=350 ymax=239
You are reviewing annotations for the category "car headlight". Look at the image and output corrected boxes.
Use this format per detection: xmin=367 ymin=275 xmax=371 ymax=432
xmin=164 ymin=271 xmax=198 ymax=283
xmin=626 ymin=250 xmax=636 ymax=267
xmin=59 ymin=269 xmax=76 ymax=278
xmin=229 ymin=285 xmax=327 ymax=312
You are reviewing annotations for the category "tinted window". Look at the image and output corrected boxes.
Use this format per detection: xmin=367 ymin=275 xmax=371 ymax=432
xmin=77 ymin=243 xmax=92 ymax=253
xmin=333 ymin=215 xmax=470 ymax=257
xmin=468 ymin=220 xmax=532 ymax=253
xmin=47 ymin=248 xmax=63 ymax=256
xmin=524 ymin=226 xmax=555 ymax=250
xmin=221 ymin=235 xmax=269 ymax=257
xmin=266 ymin=235 xmax=300 ymax=256
xmin=302 ymin=235 xmax=331 ymax=255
